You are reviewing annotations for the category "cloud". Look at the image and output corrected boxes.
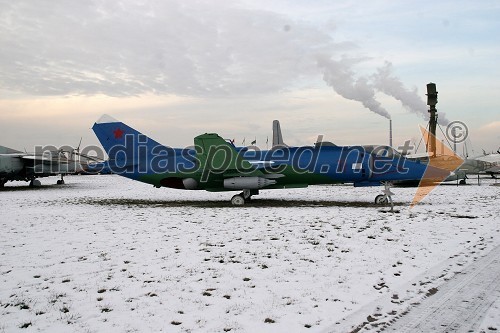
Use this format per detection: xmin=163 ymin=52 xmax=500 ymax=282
xmin=480 ymin=121 xmax=500 ymax=131
xmin=479 ymin=121 xmax=500 ymax=142
xmin=0 ymin=0 xmax=332 ymax=97
xmin=0 ymin=0 xmax=432 ymax=122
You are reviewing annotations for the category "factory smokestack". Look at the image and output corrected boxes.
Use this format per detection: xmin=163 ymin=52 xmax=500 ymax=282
xmin=426 ymin=82 xmax=438 ymax=157
xmin=389 ymin=119 xmax=393 ymax=147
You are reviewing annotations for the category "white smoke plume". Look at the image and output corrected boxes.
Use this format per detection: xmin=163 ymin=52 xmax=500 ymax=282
xmin=373 ymin=62 xmax=450 ymax=125
xmin=317 ymin=55 xmax=391 ymax=119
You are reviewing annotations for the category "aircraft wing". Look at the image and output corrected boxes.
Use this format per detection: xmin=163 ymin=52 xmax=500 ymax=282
xmin=475 ymin=154 xmax=500 ymax=164
xmin=194 ymin=133 xmax=263 ymax=179
xmin=485 ymin=165 xmax=500 ymax=173
xmin=0 ymin=152 xmax=63 ymax=163
xmin=21 ymin=155 xmax=56 ymax=162
xmin=405 ymin=152 xmax=429 ymax=159
xmin=0 ymin=153 xmax=55 ymax=163
xmin=21 ymin=152 xmax=81 ymax=175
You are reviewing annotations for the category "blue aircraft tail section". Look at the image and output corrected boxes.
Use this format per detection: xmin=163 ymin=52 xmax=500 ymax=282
xmin=92 ymin=114 xmax=162 ymax=151
xmin=92 ymin=114 xmax=164 ymax=175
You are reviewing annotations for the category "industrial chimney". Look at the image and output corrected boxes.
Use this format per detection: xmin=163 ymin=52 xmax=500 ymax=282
xmin=426 ymin=83 xmax=438 ymax=157
xmin=389 ymin=119 xmax=393 ymax=147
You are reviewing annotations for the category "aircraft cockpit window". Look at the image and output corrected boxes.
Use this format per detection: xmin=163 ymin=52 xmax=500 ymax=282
xmin=368 ymin=146 xmax=401 ymax=158
xmin=374 ymin=148 xmax=389 ymax=157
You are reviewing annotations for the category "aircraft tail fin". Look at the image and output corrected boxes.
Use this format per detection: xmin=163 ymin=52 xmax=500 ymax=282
xmin=92 ymin=114 xmax=162 ymax=171
xmin=272 ymin=120 xmax=288 ymax=148
xmin=0 ymin=146 xmax=23 ymax=154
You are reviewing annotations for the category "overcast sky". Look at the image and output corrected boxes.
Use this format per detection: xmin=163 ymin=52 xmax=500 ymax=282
xmin=1 ymin=0 xmax=499 ymax=154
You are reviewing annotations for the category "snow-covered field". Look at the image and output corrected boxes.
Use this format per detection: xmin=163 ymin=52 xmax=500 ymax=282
xmin=0 ymin=175 xmax=499 ymax=333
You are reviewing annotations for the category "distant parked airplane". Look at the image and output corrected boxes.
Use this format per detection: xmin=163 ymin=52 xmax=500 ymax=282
xmin=0 ymin=143 xmax=99 ymax=187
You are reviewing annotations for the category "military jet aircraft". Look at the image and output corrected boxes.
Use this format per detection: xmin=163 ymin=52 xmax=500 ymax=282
xmin=406 ymin=149 xmax=500 ymax=183
xmin=0 ymin=143 xmax=99 ymax=187
xmin=91 ymin=115 xmax=454 ymax=205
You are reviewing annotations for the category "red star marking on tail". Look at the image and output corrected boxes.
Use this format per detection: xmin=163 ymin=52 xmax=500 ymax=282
xmin=113 ymin=128 xmax=124 ymax=139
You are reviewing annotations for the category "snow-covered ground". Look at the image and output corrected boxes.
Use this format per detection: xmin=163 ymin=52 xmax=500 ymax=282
xmin=0 ymin=175 xmax=499 ymax=333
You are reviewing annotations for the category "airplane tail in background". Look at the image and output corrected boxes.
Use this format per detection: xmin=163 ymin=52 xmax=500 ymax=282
xmin=272 ymin=120 xmax=288 ymax=148
xmin=0 ymin=146 xmax=23 ymax=154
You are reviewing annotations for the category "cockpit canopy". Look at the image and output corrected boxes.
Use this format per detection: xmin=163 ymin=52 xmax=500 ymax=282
xmin=314 ymin=141 xmax=337 ymax=148
xmin=363 ymin=145 xmax=402 ymax=158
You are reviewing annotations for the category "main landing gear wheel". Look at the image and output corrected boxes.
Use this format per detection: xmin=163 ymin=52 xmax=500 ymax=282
xmin=231 ymin=189 xmax=259 ymax=206
xmin=230 ymin=189 xmax=259 ymax=206
xmin=57 ymin=179 xmax=65 ymax=185
xmin=231 ymin=194 xmax=245 ymax=206
xmin=29 ymin=179 xmax=41 ymax=187
xmin=374 ymin=194 xmax=389 ymax=204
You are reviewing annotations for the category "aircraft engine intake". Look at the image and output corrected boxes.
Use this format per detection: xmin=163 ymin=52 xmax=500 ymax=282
xmin=223 ymin=177 xmax=276 ymax=190
xmin=160 ymin=177 xmax=199 ymax=189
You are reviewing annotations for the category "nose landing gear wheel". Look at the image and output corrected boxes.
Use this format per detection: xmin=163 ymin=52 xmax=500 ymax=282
xmin=377 ymin=182 xmax=398 ymax=213
xmin=375 ymin=194 xmax=389 ymax=204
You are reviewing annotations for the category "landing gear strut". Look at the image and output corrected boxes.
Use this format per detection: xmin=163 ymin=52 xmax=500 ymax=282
xmin=375 ymin=182 xmax=395 ymax=208
xmin=230 ymin=189 xmax=259 ymax=206
xmin=374 ymin=182 xmax=394 ymax=204
xmin=56 ymin=174 xmax=65 ymax=185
